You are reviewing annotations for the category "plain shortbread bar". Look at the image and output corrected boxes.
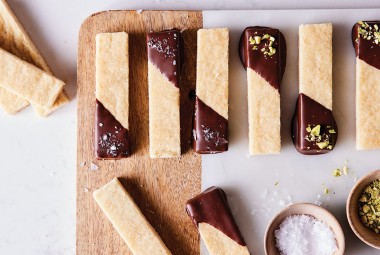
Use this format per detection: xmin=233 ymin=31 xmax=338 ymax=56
xmin=0 ymin=48 xmax=64 ymax=108
xmin=93 ymin=178 xmax=172 ymax=255
xmin=0 ymin=0 xmax=69 ymax=116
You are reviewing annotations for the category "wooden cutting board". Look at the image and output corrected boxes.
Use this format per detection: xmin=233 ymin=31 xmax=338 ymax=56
xmin=77 ymin=10 xmax=202 ymax=255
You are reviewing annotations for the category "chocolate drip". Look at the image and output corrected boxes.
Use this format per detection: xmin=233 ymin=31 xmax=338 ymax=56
xmin=192 ymin=97 xmax=228 ymax=153
xmin=239 ymin=26 xmax=287 ymax=91
xmin=95 ymin=100 xmax=130 ymax=158
xmin=147 ymin=29 xmax=183 ymax=88
xmin=186 ymin=187 xmax=246 ymax=246
xmin=291 ymin=94 xmax=338 ymax=155
xmin=352 ymin=21 xmax=380 ymax=70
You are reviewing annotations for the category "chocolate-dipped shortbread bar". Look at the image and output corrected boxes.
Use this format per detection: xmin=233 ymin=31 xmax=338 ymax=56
xmin=239 ymin=27 xmax=286 ymax=155
xmin=147 ymin=29 xmax=182 ymax=158
xmin=186 ymin=187 xmax=250 ymax=255
xmin=95 ymin=32 xmax=130 ymax=159
xmin=353 ymin=21 xmax=380 ymax=150
xmin=193 ymin=28 xmax=229 ymax=153
xmin=94 ymin=178 xmax=172 ymax=255
xmin=292 ymin=23 xmax=338 ymax=155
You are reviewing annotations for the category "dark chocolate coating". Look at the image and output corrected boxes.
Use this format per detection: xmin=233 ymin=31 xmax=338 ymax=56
xmin=147 ymin=29 xmax=182 ymax=88
xmin=291 ymin=94 xmax=338 ymax=155
xmin=352 ymin=21 xmax=380 ymax=70
xmin=95 ymin=100 xmax=130 ymax=159
xmin=186 ymin=186 xmax=246 ymax=246
xmin=192 ymin=97 xmax=228 ymax=153
xmin=239 ymin=26 xmax=287 ymax=91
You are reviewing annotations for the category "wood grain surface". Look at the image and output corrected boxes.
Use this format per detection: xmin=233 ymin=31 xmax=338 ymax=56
xmin=77 ymin=10 xmax=202 ymax=255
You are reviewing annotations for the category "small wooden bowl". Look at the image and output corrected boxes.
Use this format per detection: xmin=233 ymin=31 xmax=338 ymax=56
xmin=265 ymin=203 xmax=345 ymax=255
xmin=347 ymin=169 xmax=380 ymax=249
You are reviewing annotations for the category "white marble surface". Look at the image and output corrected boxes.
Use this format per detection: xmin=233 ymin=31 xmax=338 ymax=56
xmin=0 ymin=1 xmax=379 ymax=255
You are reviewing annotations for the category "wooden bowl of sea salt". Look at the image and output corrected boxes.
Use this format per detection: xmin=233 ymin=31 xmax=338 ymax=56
xmin=347 ymin=169 xmax=380 ymax=249
xmin=265 ymin=203 xmax=345 ymax=255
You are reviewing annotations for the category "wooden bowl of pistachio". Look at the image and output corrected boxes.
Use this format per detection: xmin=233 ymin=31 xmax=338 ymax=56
xmin=347 ymin=169 xmax=380 ymax=249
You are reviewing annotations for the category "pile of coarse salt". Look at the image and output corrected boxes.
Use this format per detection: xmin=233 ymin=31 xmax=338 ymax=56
xmin=275 ymin=214 xmax=338 ymax=255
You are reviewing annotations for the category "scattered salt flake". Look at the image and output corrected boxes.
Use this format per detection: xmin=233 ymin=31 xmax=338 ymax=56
xmin=260 ymin=189 xmax=268 ymax=199
xmin=317 ymin=194 xmax=321 ymax=200
xmin=99 ymin=123 xmax=103 ymax=127
xmin=354 ymin=176 xmax=358 ymax=182
xmin=90 ymin=163 xmax=99 ymax=171
xmin=275 ymin=214 xmax=338 ymax=255
xmin=136 ymin=9 xmax=143 ymax=14
xmin=80 ymin=162 xmax=86 ymax=167
xmin=314 ymin=200 xmax=322 ymax=206
xmin=278 ymin=200 xmax=285 ymax=206
xmin=84 ymin=188 xmax=89 ymax=193
xmin=251 ymin=208 xmax=262 ymax=216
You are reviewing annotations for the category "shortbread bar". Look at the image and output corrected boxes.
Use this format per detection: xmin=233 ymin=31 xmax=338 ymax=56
xmin=147 ymin=29 xmax=181 ymax=158
xmin=95 ymin=32 xmax=130 ymax=158
xmin=93 ymin=178 xmax=172 ymax=255
xmin=186 ymin=187 xmax=250 ymax=255
xmin=193 ymin=28 xmax=229 ymax=154
xmin=292 ymin=23 xmax=338 ymax=155
xmin=353 ymin=21 xmax=380 ymax=150
xmin=0 ymin=0 xmax=69 ymax=116
xmin=239 ymin=26 xmax=286 ymax=155
xmin=0 ymin=48 xmax=64 ymax=108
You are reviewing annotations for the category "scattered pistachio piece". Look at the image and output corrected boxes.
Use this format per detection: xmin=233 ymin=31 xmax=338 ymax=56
xmin=333 ymin=168 xmax=341 ymax=177
xmin=324 ymin=188 xmax=329 ymax=194
xmin=328 ymin=129 xmax=336 ymax=134
xmin=306 ymin=126 xmax=312 ymax=133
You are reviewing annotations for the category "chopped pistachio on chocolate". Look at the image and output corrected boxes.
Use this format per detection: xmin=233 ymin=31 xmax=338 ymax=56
xmin=356 ymin=21 xmax=380 ymax=45
xmin=304 ymin=124 xmax=335 ymax=150
xmin=248 ymin=33 xmax=277 ymax=56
